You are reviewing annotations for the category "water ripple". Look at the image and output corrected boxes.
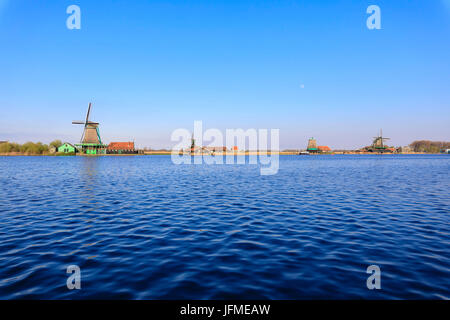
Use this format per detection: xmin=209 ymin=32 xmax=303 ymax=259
xmin=0 ymin=155 xmax=449 ymax=299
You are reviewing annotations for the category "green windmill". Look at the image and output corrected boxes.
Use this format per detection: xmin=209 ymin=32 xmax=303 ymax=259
xmin=307 ymin=137 xmax=318 ymax=152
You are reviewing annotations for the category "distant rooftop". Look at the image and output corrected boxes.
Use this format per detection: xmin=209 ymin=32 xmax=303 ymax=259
xmin=108 ymin=142 xmax=135 ymax=150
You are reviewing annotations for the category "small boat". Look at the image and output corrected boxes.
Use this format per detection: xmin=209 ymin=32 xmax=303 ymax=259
xmin=299 ymin=151 xmax=310 ymax=155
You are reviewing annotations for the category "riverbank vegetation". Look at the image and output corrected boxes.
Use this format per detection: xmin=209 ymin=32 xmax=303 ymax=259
xmin=409 ymin=141 xmax=450 ymax=153
xmin=0 ymin=140 xmax=63 ymax=155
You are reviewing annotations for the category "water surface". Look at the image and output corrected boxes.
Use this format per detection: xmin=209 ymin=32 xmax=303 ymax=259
xmin=0 ymin=155 xmax=449 ymax=299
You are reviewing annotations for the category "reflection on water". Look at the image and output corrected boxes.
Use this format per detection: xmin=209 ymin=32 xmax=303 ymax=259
xmin=79 ymin=157 xmax=101 ymax=228
xmin=80 ymin=156 xmax=99 ymax=197
xmin=0 ymin=155 xmax=449 ymax=299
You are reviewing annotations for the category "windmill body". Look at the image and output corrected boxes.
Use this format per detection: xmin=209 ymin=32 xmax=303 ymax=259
xmin=72 ymin=103 xmax=107 ymax=154
xmin=307 ymin=137 xmax=318 ymax=152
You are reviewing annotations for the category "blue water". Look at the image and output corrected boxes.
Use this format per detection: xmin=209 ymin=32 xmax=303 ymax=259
xmin=0 ymin=155 xmax=449 ymax=299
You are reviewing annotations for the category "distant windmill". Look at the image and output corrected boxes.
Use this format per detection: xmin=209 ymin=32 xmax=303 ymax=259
xmin=72 ymin=103 xmax=106 ymax=154
xmin=307 ymin=137 xmax=318 ymax=152
xmin=372 ymin=129 xmax=390 ymax=150
xmin=190 ymin=133 xmax=195 ymax=151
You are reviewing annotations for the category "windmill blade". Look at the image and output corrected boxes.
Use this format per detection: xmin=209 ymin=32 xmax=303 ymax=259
xmin=85 ymin=102 xmax=92 ymax=125
xmin=80 ymin=129 xmax=85 ymax=143
xmin=86 ymin=122 xmax=99 ymax=125
xmin=72 ymin=121 xmax=85 ymax=124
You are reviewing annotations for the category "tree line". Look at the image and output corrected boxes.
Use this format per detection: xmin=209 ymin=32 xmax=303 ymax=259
xmin=409 ymin=140 xmax=450 ymax=153
xmin=0 ymin=140 xmax=63 ymax=155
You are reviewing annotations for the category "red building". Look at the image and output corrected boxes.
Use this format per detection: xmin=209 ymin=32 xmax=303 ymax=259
xmin=107 ymin=142 xmax=136 ymax=154
xmin=385 ymin=147 xmax=396 ymax=153
xmin=318 ymin=146 xmax=332 ymax=153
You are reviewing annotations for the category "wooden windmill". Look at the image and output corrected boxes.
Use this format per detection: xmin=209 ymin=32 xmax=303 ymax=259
xmin=372 ymin=129 xmax=390 ymax=151
xmin=72 ymin=103 xmax=106 ymax=154
xmin=307 ymin=137 xmax=318 ymax=152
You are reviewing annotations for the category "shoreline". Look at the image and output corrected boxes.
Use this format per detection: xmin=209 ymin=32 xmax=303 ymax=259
xmin=0 ymin=152 xmax=439 ymax=157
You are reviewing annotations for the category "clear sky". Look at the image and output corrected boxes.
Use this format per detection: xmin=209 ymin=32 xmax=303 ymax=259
xmin=0 ymin=0 xmax=449 ymax=149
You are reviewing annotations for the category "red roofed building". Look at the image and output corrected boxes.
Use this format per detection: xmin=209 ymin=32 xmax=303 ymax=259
xmin=386 ymin=147 xmax=396 ymax=153
xmin=107 ymin=142 xmax=136 ymax=154
xmin=318 ymin=146 xmax=332 ymax=153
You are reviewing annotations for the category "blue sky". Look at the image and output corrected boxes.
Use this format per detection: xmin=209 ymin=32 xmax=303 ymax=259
xmin=0 ymin=0 xmax=449 ymax=149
